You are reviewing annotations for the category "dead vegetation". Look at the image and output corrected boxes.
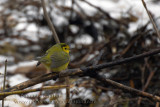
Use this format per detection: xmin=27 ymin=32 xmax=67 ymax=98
xmin=0 ymin=0 xmax=160 ymax=107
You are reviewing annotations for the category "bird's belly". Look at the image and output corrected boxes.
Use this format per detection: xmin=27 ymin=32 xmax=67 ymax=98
xmin=51 ymin=63 xmax=69 ymax=72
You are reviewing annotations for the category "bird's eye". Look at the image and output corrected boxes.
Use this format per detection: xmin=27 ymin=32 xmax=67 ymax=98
xmin=65 ymin=48 xmax=67 ymax=50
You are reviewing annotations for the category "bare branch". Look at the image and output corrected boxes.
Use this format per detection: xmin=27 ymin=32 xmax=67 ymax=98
xmin=0 ymin=85 xmax=73 ymax=97
xmin=92 ymin=74 xmax=160 ymax=102
xmin=2 ymin=60 xmax=7 ymax=107
xmin=0 ymin=47 xmax=160 ymax=101
xmin=141 ymin=0 xmax=160 ymax=39
xmin=41 ymin=0 xmax=60 ymax=43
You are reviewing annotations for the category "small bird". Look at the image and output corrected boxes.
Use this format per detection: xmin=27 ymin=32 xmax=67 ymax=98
xmin=36 ymin=43 xmax=70 ymax=72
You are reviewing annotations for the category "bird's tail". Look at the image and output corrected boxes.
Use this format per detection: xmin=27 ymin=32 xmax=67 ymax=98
xmin=35 ymin=57 xmax=41 ymax=66
xmin=36 ymin=61 xmax=41 ymax=66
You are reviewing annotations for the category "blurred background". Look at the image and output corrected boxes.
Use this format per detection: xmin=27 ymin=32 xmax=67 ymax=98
xmin=0 ymin=0 xmax=160 ymax=107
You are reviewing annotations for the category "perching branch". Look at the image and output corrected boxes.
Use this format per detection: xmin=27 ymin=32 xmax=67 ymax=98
xmin=0 ymin=47 xmax=160 ymax=101
xmin=41 ymin=0 xmax=60 ymax=43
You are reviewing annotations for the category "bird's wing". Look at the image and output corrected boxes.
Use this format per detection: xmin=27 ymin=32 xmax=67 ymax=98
xmin=35 ymin=52 xmax=48 ymax=66
xmin=50 ymin=51 xmax=69 ymax=68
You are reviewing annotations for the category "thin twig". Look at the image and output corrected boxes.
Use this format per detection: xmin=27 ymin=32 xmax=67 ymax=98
xmin=138 ymin=58 xmax=156 ymax=104
xmin=93 ymin=49 xmax=104 ymax=65
xmin=2 ymin=60 xmax=7 ymax=107
xmin=80 ymin=0 xmax=111 ymax=19
xmin=69 ymin=0 xmax=75 ymax=20
xmin=65 ymin=76 xmax=70 ymax=107
xmin=0 ymin=85 xmax=73 ymax=96
xmin=141 ymin=0 xmax=160 ymax=39
xmin=41 ymin=0 xmax=60 ymax=43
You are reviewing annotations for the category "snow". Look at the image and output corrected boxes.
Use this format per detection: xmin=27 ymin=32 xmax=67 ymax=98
xmin=107 ymin=91 xmax=114 ymax=97
xmin=37 ymin=104 xmax=55 ymax=107
xmin=15 ymin=23 xmax=28 ymax=30
xmin=1 ymin=95 xmax=33 ymax=107
xmin=0 ymin=65 xmax=17 ymax=74
xmin=18 ymin=61 xmax=37 ymax=67
xmin=75 ymin=34 xmax=93 ymax=45
xmin=1 ymin=0 xmax=159 ymax=44
xmin=9 ymin=74 xmax=29 ymax=86
xmin=69 ymin=25 xmax=79 ymax=34
xmin=26 ymin=24 xmax=38 ymax=32
xmin=0 ymin=55 xmax=14 ymax=63
xmin=72 ymin=87 xmax=93 ymax=100
xmin=0 ymin=61 xmax=37 ymax=75
xmin=12 ymin=39 xmax=28 ymax=46
xmin=21 ymin=31 xmax=39 ymax=42
xmin=0 ymin=38 xmax=28 ymax=46
xmin=51 ymin=11 xmax=68 ymax=27
xmin=30 ymin=45 xmax=41 ymax=51
xmin=25 ymin=83 xmax=43 ymax=98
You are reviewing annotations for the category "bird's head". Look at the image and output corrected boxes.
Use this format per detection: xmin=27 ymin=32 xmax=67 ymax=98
xmin=60 ymin=43 xmax=70 ymax=54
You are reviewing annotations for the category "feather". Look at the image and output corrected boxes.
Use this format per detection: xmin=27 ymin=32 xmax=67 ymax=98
xmin=51 ymin=51 xmax=69 ymax=68
xmin=36 ymin=61 xmax=41 ymax=66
